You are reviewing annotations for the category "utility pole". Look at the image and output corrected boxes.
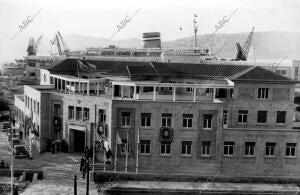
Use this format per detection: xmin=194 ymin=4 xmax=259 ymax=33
xmin=86 ymin=150 xmax=89 ymax=195
xmin=9 ymin=107 xmax=13 ymax=195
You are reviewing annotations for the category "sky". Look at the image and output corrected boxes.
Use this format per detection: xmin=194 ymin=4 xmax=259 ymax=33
xmin=0 ymin=0 xmax=300 ymax=62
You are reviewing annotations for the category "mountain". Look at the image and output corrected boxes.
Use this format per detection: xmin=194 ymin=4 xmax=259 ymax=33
xmin=2 ymin=31 xmax=300 ymax=64
xmin=163 ymin=31 xmax=300 ymax=60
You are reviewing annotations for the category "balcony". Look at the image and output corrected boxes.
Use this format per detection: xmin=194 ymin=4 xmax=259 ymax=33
xmin=112 ymin=80 xmax=234 ymax=102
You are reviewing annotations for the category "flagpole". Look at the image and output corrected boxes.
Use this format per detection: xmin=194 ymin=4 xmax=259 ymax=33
xmin=114 ymin=131 xmax=118 ymax=172
xmin=103 ymin=124 xmax=106 ymax=172
xmin=93 ymin=104 xmax=96 ymax=173
xmin=135 ymin=127 xmax=139 ymax=174
xmin=125 ymin=128 xmax=128 ymax=173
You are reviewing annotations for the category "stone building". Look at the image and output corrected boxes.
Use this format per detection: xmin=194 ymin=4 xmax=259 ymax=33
xmin=14 ymin=58 xmax=300 ymax=177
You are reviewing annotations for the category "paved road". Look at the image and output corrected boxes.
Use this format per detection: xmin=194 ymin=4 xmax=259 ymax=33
xmin=0 ymin=132 xmax=99 ymax=194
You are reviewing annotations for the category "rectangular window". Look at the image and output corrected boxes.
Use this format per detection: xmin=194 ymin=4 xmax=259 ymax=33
xmin=160 ymin=141 xmax=171 ymax=155
xmin=83 ymin=108 xmax=90 ymax=121
xmin=162 ymin=113 xmax=172 ymax=127
xmin=30 ymin=99 xmax=33 ymax=111
xmin=76 ymin=107 xmax=82 ymax=120
xmin=182 ymin=114 xmax=193 ymax=128
xmin=54 ymin=104 xmax=60 ymax=117
xmin=202 ymin=141 xmax=211 ymax=156
xmin=141 ymin=113 xmax=151 ymax=127
xmin=257 ymin=111 xmax=267 ymax=123
xmin=223 ymin=110 xmax=228 ymax=128
xmin=181 ymin=141 xmax=192 ymax=155
xmin=25 ymin=95 xmax=27 ymax=107
xmin=33 ymin=100 xmax=36 ymax=113
xmin=258 ymin=88 xmax=269 ymax=99
xmin=275 ymin=69 xmax=287 ymax=76
xmin=99 ymin=109 xmax=106 ymax=123
xmin=140 ymin=140 xmax=151 ymax=154
xmin=276 ymin=111 xmax=286 ymax=124
xmin=224 ymin=141 xmax=234 ymax=156
xmin=265 ymin=142 xmax=276 ymax=157
xmin=121 ymin=112 xmax=131 ymax=127
xmin=295 ymin=67 xmax=299 ymax=80
xmin=203 ymin=114 xmax=212 ymax=129
xmin=37 ymin=102 xmax=39 ymax=115
xmin=286 ymin=143 xmax=296 ymax=157
xmin=68 ymin=106 xmax=75 ymax=119
xmin=245 ymin=142 xmax=255 ymax=156
xmin=238 ymin=110 xmax=248 ymax=124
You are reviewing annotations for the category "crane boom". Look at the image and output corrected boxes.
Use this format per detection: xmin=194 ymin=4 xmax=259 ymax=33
xmin=235 ymin=27 xmax=255 ymax=61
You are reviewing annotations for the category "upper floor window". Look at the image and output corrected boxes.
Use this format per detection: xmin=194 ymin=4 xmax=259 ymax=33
xmin=162 ymin=113 xmax=172 ymax=127
xmin=121 ymin=112 xmax=131 ymax=127
xmin=276 ymin=111 xmax=286 ymax=124
xmin=37 ymin=102 xmax=40 ymax=115
xmin=265 ymin=142 xmax=276 ymax=157
xmin=76 ymin=107 xmax=82 ymax=120
xmin=224 ymin=141 xmax=234 ymax=156
xmin=286 ymin=143 xmax=296 ymax=157
xmin=275 ymin=69 xmax=287 ymax=76
xmin=258 ymin=88 xmax=269 ymax=99
xmin=99 ymin=109 xmax=106 ymax=123
xmin=203 ymin=114 xmax=212 ymax=129
xmin=182 ymin=114 xmax=193 ymax=128
xmin=238 ymin=110 xmax=248 ymax=124
xmin=83 ymin=108 xmax=90 ymax=121
xmin=244 ymin=142 xmax=255 ymax=156
xmin=257 ymin=111 xmax=267 ymax=124
xmin=141 ymin=113 xmax=151 ymax=127
xmin=68 ymin=106 xmax=75 ymax=120
xmin=181 ymin=141 xmax=192 ymax=155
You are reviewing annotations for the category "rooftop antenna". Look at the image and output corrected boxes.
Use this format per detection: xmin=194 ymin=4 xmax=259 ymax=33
xmin=193 ymin=14 xmax=198 ymax=48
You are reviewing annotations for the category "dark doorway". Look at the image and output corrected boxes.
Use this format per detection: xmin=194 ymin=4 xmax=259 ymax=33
xmin=73 ymin=130 xmax=85 ymax=153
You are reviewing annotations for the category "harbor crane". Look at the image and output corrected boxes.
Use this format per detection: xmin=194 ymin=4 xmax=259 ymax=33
xmin=50 ymin=31 xmax=70 ymax=56
xmin=235 ymin=27 xmax=255 ymax=61
xmin=26 ymin=35 xmax=43 ymax=56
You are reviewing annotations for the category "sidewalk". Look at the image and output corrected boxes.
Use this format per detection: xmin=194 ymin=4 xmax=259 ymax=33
xmin=105 ymin=181 xmax=300 ymax=194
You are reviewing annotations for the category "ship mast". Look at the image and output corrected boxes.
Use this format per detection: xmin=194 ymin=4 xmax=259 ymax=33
xmin=193 ymin=14 xmax=198 ymax=48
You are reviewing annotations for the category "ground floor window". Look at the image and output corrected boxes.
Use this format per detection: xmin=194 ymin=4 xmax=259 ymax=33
xmin=140 ymin=140 xmax=150 ymax=154
xmin=244 ymin=142 xmax=255 ymax=156
xmin=161 ymin=141 xmax=171 ymax=155
xmin=201 ymin=141 xmax=211 ymax=156
xmin=265 ymin=142 xmax=276 ymax=157
xmin=286 ymin=143 xmax=296 ymax=157
xmin=181 ymin=141 xmax=192 ymax=155
xmin=224 ymin=141 xmax=234 ymax=156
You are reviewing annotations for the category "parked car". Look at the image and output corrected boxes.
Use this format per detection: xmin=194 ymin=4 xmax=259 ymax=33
xmin=13 ymin=145 xmax=28 ymax=159
xmin=8 ymin=134 xmax=18 ymax=141
xmin=9 ymin=138 xmax=21 ymax=150
xmin=1 ymin=122 xmax=10 ymax=132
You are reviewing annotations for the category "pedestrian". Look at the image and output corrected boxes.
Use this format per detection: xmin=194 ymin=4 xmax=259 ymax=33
xmin=80 ymin=157 xmax=84 ymax=172
xmin=82 ymin=160 xmax=86 ymax=179
xmin=19 ymin=130 xmax=23 ymax=140
xmin=51 ymin=141 xmax=55 ymax=154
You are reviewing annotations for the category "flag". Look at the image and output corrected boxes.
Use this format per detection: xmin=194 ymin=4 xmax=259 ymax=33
xmin=194 ymin=14 xmax=198 ymax=17
xmin=116 ymin=132 xmax=122 ymax=145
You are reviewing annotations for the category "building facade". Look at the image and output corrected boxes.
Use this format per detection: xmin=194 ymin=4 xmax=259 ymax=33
xmin=14 ymin=58 xmax=300 ymax=177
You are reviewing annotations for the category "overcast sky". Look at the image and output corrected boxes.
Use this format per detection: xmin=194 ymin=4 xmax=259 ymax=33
xmin=0 ymin=0 xmax=300 ymax=62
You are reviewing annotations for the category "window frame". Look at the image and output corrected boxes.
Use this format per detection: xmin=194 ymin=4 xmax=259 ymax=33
xmin=258 ymin=88 xmax=269 ymax=99
xmin=162 ymin=113 xmax=172 ymax=127
xmin=181 ymin=141 xmax=192 ymax=156
xmin=265 ymin=142 xmax=276 ymax=157
xmin=203 ymin=114 xmax=213 ymax=130
xmin=83 ymin=108 xmax=90 ymax=121
xmin=182 ymin=114 xmax=193 ymax=129
xmin=68 ymin=106 xmax=75 ymax=120
xmin=257 ymin=111 xmax=268 ymax=124
xmin=140 ymin=140 xmax=151 ymax=155
xmin=98 ymin=109 xmax=106 ymax=123
xmin=160 ymin=141 xmax=171 ymax=156
xmin=121 ymin=112 xmax=131 ymax=127
xmin=276 ymin=111 xmax=286 ymax=124
xmin=201 ymin=141 xmax=211 ymax=157
xmin=285 ymin=143 xmax=296 ymax=158
xmin=141 ymin=113 xmax=151 ymax=127
xmin=244 ymin=142 xmax=255 ymax=157
xmin=223 ymin=141 xmax=234 ymax=157
xmin=238 ymin=110 xmax=248 ymax=124
xmin=76 ymin=107 xmax=82 ymax=121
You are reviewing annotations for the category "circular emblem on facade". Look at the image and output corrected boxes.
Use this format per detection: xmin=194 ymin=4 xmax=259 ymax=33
xmin=77 ymin=100 xmax=81 ymax=104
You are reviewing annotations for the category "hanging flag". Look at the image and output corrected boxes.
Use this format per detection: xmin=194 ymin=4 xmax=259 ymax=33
xmin=194 ymin=14 xmax=198 ymax=18
xmin=116 ymin=132 xmax=122 ymax=145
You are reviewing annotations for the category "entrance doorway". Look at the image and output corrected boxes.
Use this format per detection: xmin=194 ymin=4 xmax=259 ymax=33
xmin=73 ymin=130 xmax=85 ymax=153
